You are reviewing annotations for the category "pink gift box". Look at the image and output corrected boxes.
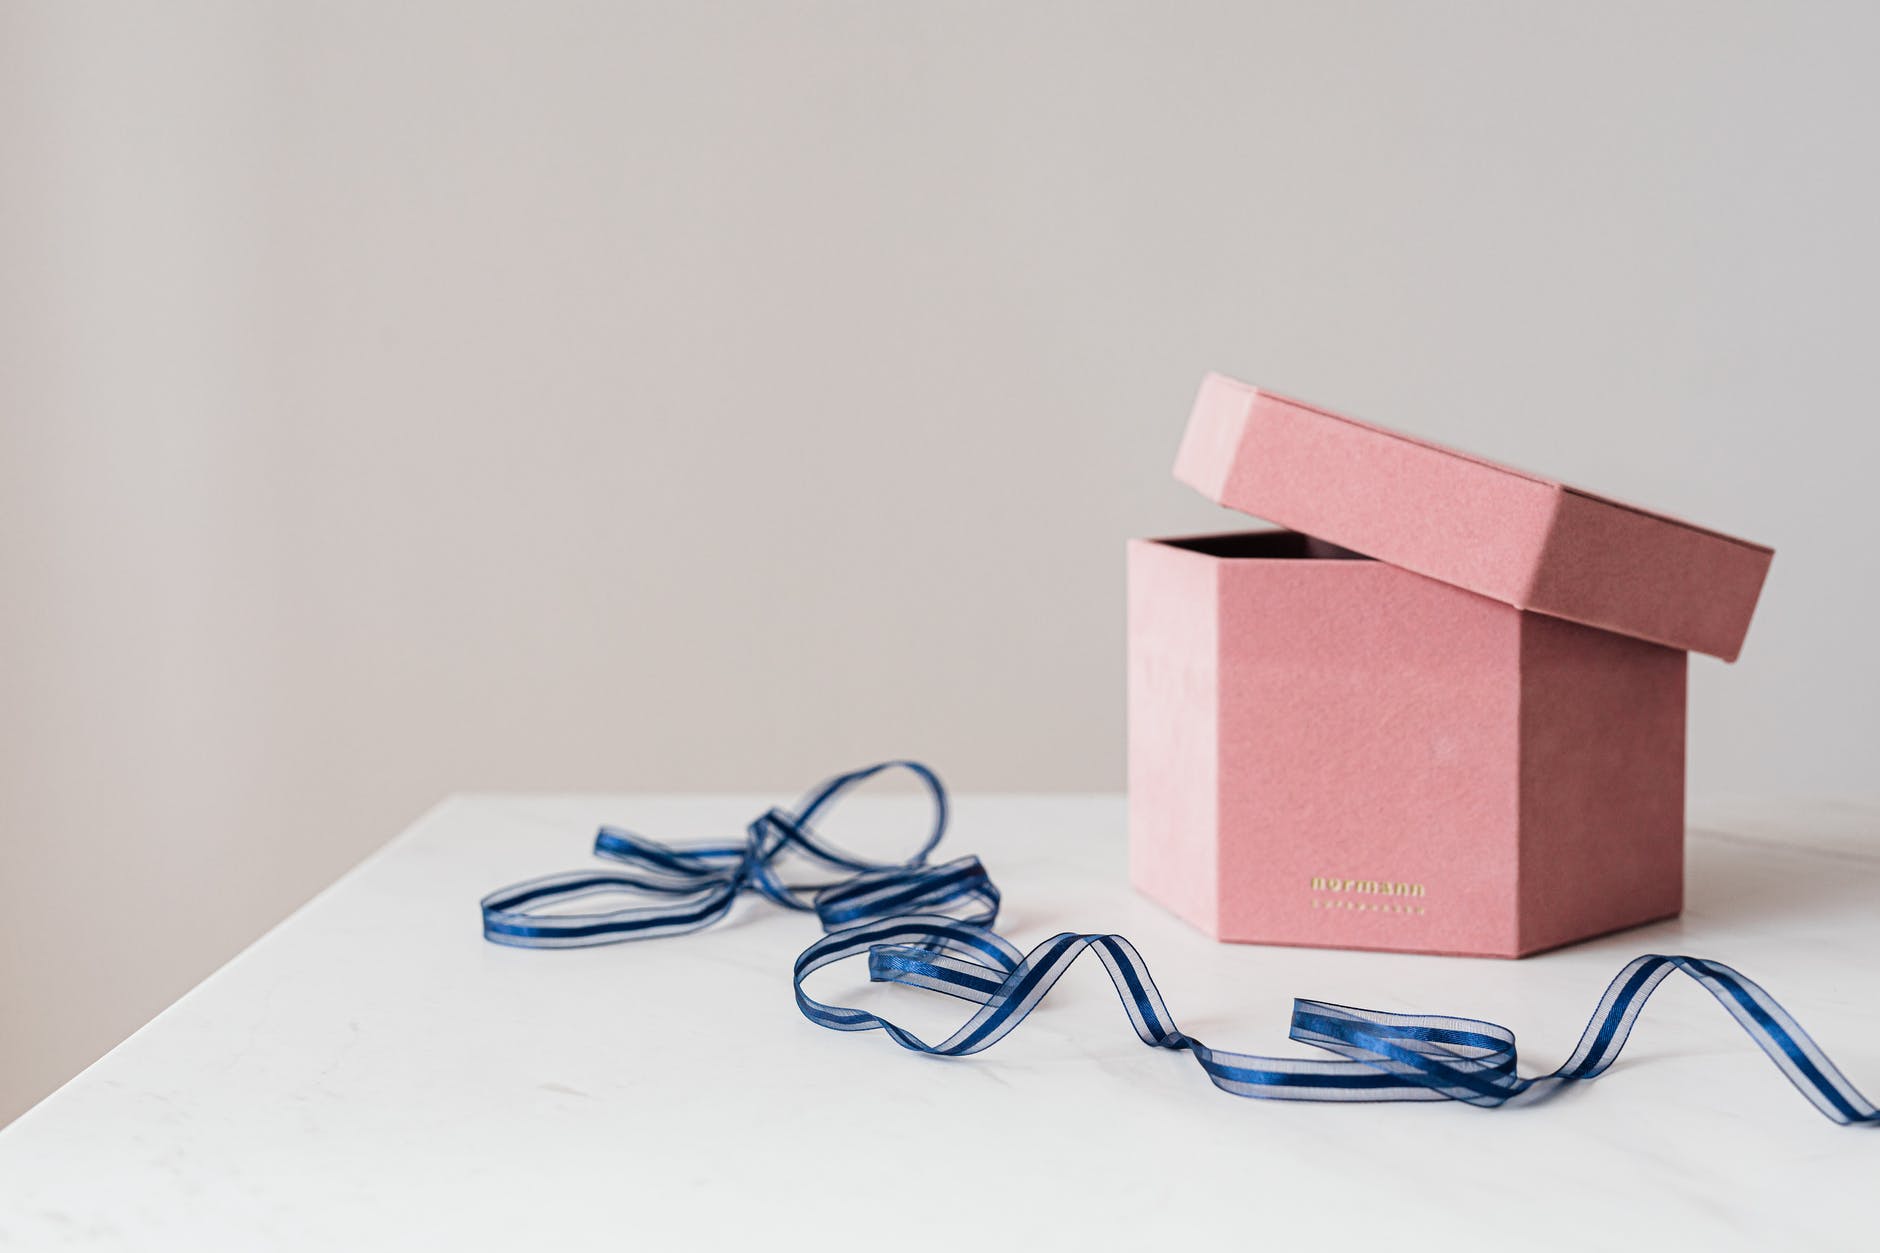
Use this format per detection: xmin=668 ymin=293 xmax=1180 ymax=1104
xmin=1127 ymin=375 xmax=1774 ymax=958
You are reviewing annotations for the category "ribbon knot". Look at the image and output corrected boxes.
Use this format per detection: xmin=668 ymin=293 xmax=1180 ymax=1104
xmin=481 ymin=760 xmax=998 ymax=948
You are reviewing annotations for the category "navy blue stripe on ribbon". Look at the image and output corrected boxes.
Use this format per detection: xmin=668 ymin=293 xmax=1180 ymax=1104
xmin=481 ymin=760 xmax=996 ymax=947
xmin=482 ymin=760 xmax=1879 ymax=1125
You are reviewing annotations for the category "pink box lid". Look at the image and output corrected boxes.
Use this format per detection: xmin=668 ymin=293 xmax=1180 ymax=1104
xmin=1174 ymin=373 xmax=1774 ymax=661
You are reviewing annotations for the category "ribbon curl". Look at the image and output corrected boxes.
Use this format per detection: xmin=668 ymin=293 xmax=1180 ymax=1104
xmin=483 ymin=761 xmax=1878 ymax=1126
xmin=803 ymin=921 xmax=1879 ymax=1122
xmin=481 ymin=760 xmax=997 ymax=947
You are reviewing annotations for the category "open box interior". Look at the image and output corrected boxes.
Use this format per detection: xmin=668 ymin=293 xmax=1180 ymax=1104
xmin=1152 ymin=529 xmax=1372 ymax=561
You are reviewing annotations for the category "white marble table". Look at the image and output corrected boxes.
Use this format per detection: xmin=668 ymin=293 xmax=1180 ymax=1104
xmin=2 ymin=792 xmax=1876 ymax=1250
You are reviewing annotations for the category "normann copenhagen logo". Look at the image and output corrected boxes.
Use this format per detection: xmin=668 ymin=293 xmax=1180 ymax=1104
xmin=1311 ymin=877 xmax=1423 ymax=896
xmin=1309 ymin=876 xmax=1426 ymax=915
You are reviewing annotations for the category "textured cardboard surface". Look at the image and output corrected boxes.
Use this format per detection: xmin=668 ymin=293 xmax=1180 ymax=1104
xmin=1174 ymin=374 xmax=1773 ymax=661
xmin=1126 ymin=531 xmax=1688 ymax=957
xmin=1125 ymin=539 xmax=1220 ymax=936
xmin=1516 ymin=615 xmax=1687 ymax=954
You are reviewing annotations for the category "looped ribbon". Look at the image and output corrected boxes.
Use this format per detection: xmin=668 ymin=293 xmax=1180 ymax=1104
xmin=481 ymin=760 xmax=998 ymax=947
xmin=483 ymin=761 xmax=1878 ymax=1125
xmin=803 ymin=924 xmax=1879 ymax=1122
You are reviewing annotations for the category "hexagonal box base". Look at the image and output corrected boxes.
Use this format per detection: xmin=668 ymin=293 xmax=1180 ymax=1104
xmin=1127 ymin=530 xmax=1686 ymax=958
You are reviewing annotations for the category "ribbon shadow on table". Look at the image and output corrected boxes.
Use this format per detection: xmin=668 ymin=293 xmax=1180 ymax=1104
xmin=481 ymin=762 xmax=1879 ymax=1126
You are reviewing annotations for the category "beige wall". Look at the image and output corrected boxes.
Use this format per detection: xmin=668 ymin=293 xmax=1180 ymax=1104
xmin=4 ymin=1 xmax=1877 ymax=1123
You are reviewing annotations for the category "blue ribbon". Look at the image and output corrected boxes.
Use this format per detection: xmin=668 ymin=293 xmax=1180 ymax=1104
xmin=482 ymin=761 xmax=1878 ymax=1125
xmin=481 ymin=761 xmax=997 ymax=947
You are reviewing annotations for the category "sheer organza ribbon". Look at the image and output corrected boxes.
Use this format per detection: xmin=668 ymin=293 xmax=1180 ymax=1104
xmin=481 ymin=761 xmax=1877 ymax=1125
xmin=481 ymin=761 xmax=996 ymax=946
